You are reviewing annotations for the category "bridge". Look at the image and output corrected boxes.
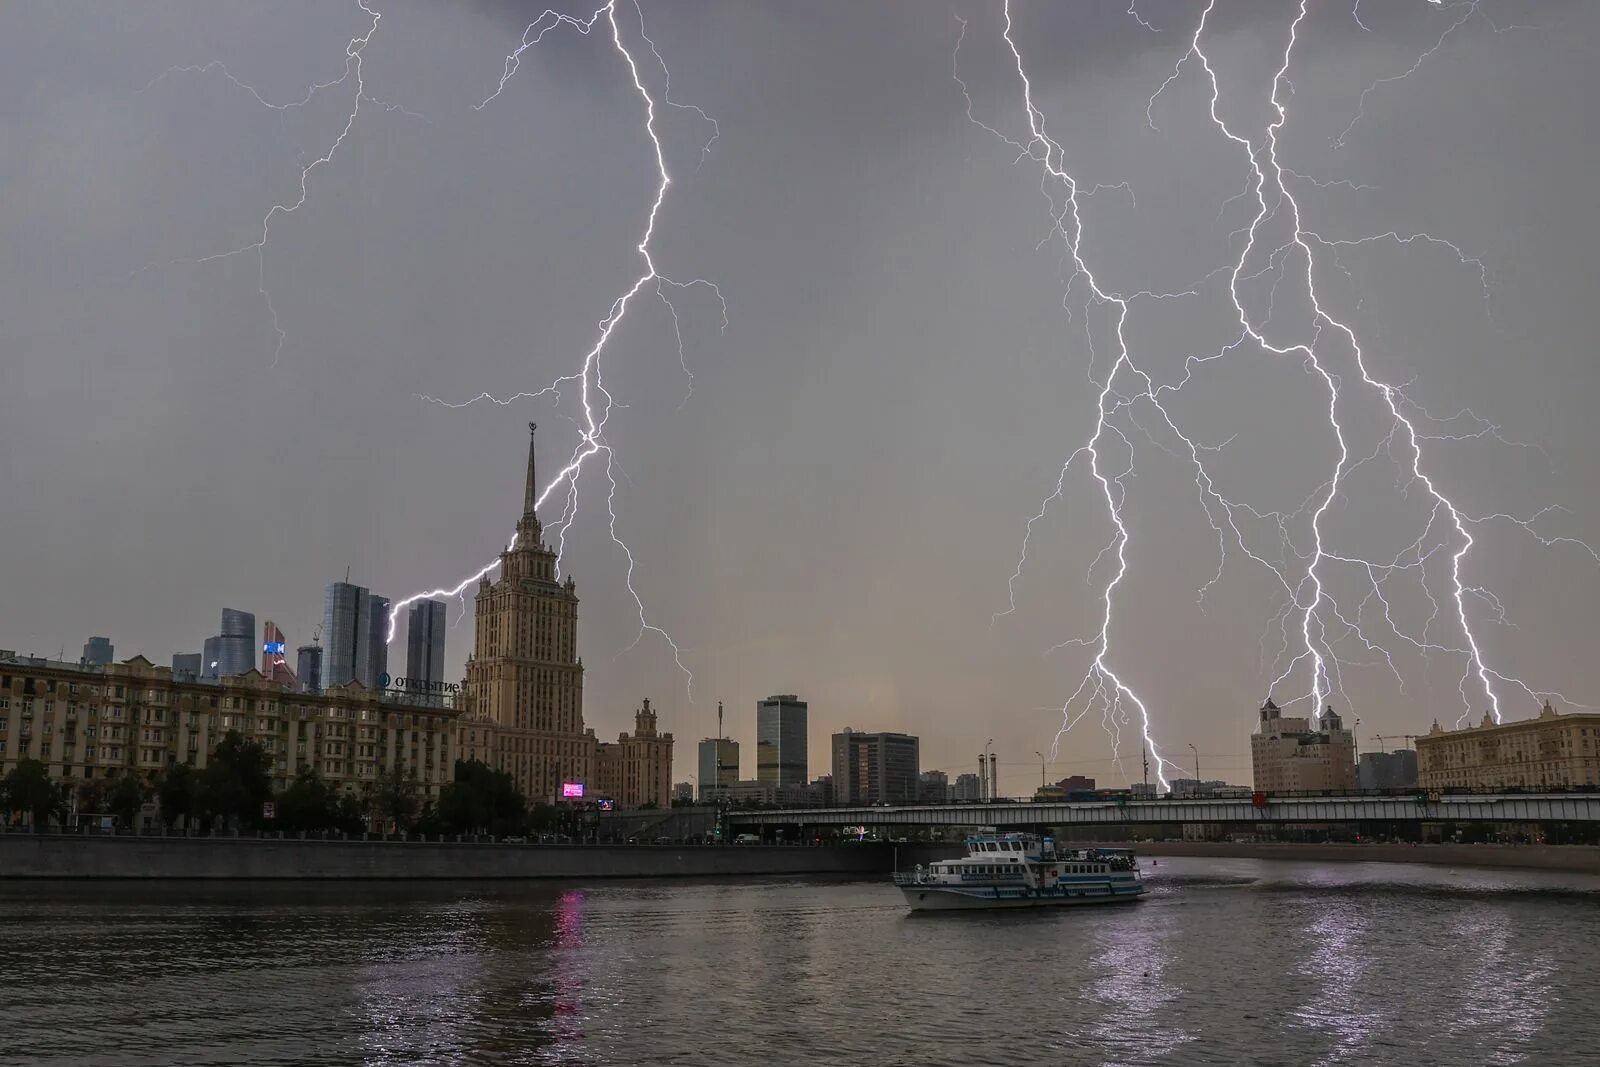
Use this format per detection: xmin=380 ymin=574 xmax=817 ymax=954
xmin=726 ymin=793 xmax=1600 ymax=829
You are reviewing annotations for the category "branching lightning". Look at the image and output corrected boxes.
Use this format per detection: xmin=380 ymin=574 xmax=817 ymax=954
xmin=968 ymin=0 xmax=1596 ymax=781
xmin=387 ymin=0 xmax=719 ymax=701
xmin=132 ymin=2 xmax=388 ymax=365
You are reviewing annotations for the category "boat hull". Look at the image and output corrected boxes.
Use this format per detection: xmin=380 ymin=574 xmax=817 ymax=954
xmin=900 ymin=884 xmax=1145 ymax=912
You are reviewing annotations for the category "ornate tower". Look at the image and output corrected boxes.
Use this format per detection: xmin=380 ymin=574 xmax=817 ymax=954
xmin=463 ymin=423 xmax=593 ymax=798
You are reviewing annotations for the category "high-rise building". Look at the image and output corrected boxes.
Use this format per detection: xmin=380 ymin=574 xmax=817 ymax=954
xmin=82 ymin=637 xmax=113 ymax=666
xmin=202 ymin=635 xmax=222 ymax=679
xmin=594 ymin=698 xmax=675 ymax=809
xmin=917 ymin=769 xmax=949 ymax=804
xmin=756 ymin=694 xmax=808 ymax=786
xmin=697 ymin=738 xmax=740 ymax=801
xmin=460 ymin=423 xmax=595 ymax=800
xmin=365 ymin=595 xmax=390 ymax=691
xmin=1251 ymin=698 xmax=1356 ymax=792
xmin=406 ymin=599 xmax=447 ymax=691
xmin=171 ymin=653 xmax=202 ymax=679
xmin=296 ymin=644 xmax=323 ymax=694
xmin=217 ymin=609 xmax=256 ymax=678
xmin=952 ymin=772 xmax=981 ymax=801
xmin=831 ymin=729 xmax=920 ymax=805
xmin=260 ymin=620 xmax=297 ymax=688
xmin=323 ymin=582 xmax=387 ymax=690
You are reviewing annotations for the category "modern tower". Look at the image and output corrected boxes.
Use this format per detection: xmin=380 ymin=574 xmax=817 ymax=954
xmin=406 ymin=599 xmax=447 ymax=692
xmin=323 ymin=582 xmax=388 ymax=689
xmin=260 ymin=620 xmax=297 ymax=688
xmin=202 ymin=635 xmax=222 ymax=679
xmin=756 ymin=694 xmax=808 ymax=786
xmin=81 ymin=636 xmax=113 ymax=667
xmin=296 ymin=644 xmax=323 ymax=694
xmin=171 ymin=652 xmax=202 ymax=679
xmin=217 ymin=609 xmax=256 ymax=678
xmin=365 ymin=594 xmax=390 ymax=690
xmin=461 ymin=423 xmax=594 ymax=799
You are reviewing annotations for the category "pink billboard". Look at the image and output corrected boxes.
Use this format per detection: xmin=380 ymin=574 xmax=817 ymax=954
xmin=561 ymin=782 xmax=585 ymax=799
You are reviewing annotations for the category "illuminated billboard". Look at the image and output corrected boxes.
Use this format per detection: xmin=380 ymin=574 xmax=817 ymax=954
xmin=262 ymin=641 xmax=286 ymax=655
xmin=561 ymin=782 xmax=586 ymax=799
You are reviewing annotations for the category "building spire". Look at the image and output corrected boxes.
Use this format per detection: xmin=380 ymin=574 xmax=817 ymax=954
xmin=524 ymin=422 xmax=539 ymax=521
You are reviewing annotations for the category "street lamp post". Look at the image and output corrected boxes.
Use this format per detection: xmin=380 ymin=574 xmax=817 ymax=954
xmin=1035 ymin=750 xmax=1046 ymax=792
xmin=1189 ymin=743 xmax=1200 ymax=785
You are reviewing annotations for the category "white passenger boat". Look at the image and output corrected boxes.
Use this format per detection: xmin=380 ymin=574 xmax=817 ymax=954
xmin=893 ymin=832 xmax=1145 ymax=912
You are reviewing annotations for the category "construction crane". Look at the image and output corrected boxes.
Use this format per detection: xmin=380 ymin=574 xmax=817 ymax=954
xmin=1371 ymin=734 xmax=1421 ymax=752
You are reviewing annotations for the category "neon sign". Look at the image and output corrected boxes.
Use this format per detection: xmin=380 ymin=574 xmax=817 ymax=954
xmin=561 ymin=782 xmax=585 ymax=799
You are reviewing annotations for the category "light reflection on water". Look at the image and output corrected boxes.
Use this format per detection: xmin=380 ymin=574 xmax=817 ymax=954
xmin=0 ymin=859 xmax=1596 ymax=1066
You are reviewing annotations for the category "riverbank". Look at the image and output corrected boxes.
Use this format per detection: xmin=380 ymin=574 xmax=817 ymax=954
xmin=0 ymin=834 xmax=958 ymax=880
xmin=1119 ymin=839 xmax=1600 ymax=874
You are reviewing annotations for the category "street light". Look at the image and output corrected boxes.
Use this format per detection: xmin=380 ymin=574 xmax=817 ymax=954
xmin=1035 ymin=750 xmax=1046 ymax=792
xmin=1189 ymin=743 xmax=1200 ymax=785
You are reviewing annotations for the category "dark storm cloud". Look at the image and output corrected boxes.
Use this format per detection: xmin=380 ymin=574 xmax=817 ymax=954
xmin=3 ymin=0 xmax=1596 ymax=789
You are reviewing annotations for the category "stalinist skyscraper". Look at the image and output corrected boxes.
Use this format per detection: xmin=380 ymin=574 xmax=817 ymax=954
xmin=461 ymin=423 xmax=595 ymax=800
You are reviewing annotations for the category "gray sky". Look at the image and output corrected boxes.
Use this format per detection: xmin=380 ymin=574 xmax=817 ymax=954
xmin=3 ymin=0 xmax=1596 ymax=791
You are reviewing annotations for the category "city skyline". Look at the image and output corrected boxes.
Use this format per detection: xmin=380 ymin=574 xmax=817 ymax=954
xmin=3 ymin=2 xmax=1597 ymax=793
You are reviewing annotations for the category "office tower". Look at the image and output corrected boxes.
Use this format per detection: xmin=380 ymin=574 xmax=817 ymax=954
xmin=260 ymin=620 xmax=297 ymax=688
xmin=202 ymin=635 xmax=222 ymax=679
xmin=296 ymin=644 xmax=323 ymax=694
xmin=459 ymin=424 xmax=596 ymax=799
xmin=217 ymin=608 xmax=256 ymax=678
xmin=830 ymin=728 xmax=920 ymax=805
xmin=323 ymin=582 xmax=388 ymax=689
xmin=171 ymin=653 xmax=202 ymax=679
xmin=755 ymin=694 xmax=808 ymax=786
xmin=697 ymin=738 xmax=740 ymax=801
xmin=82 ymin=637 xmax=113 ymax=666
xmin=406 ymin=599 xmax=447 ymax=689
xmin=365 ymin=594 xmax=390 ymax=690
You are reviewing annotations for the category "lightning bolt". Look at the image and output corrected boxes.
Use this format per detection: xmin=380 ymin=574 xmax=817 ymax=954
xmin=970 ymin=0 xmax=1594 ymax=779
xmin=131 ymin=1 xmax=390 ymax=365
xmin=387 ymin=0 xmax=718 ymax=702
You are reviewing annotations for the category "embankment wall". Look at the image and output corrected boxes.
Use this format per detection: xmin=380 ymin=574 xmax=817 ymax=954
xmin=0 ymin=835 xmax=956 ymax=880
xmin=1125 ymin=839 xmax=1600 ymax=874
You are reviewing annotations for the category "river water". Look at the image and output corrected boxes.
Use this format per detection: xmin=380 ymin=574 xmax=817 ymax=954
xmin=1 ymin=857 xmax=1597 ymax=1066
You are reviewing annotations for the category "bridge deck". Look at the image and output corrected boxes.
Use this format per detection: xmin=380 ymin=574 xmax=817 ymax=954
xmin=727 ymin=794 xmax=1600 ymax=827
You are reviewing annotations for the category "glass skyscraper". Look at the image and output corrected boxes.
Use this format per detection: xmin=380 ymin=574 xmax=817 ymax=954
xmin=406 ymin=599 xmax=447 ymax=688
xmin=756 ymin=694 xmax=808 ymax=786
xmin=322 ymin=582 xmax=389 ymax=690
xmin=216 ymin=608 xmax=256 ymax=679
xmin=81 ymin=636 xmax=113 ymax=666
xmin=366 ymin=594 xmax=390 ymax=690
xmin=296 ymin=644 xmax=322 ymax=694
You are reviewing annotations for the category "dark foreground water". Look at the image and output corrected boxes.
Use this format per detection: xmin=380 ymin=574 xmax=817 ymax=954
xmin=1 ymin=858 xmax=1597 ymax=1066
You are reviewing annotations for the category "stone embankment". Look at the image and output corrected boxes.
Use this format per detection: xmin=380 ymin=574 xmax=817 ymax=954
xmin=1122 ymin=839 xmax=1600 ymax=874
xmin=0 ymin=834 xmax=957 ymax=880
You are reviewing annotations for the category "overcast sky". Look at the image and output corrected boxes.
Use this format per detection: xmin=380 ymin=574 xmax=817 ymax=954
xmin=3 ymin=1 xmax=1596 ymax=791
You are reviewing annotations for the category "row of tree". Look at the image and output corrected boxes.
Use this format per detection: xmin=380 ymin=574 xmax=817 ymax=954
xmin=0 ymin=731 xmax=587 ymax=838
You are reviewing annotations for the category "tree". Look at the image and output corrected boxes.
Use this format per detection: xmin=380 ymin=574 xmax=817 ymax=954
xmin=437 ymin=758 xmax=527 ymax=836
xmin=276 ymin=768 xmax=337 ymax=833
xmin=199 ymin=731 xmax=273 ymax=831
xmin=105 ymin=773 xmax=151 ymax=829
xmin=2 ymin=759 xmax=63 ymax=830
xmin=76 ymin=777 xmax=110 ymax=818
xmin=333 ymin=792 xmax=367 ymax=836
xmin=156 ymin=762 xmax=200 ymax=829
xmin=368 ymin=766 xmax=421 ymax=833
